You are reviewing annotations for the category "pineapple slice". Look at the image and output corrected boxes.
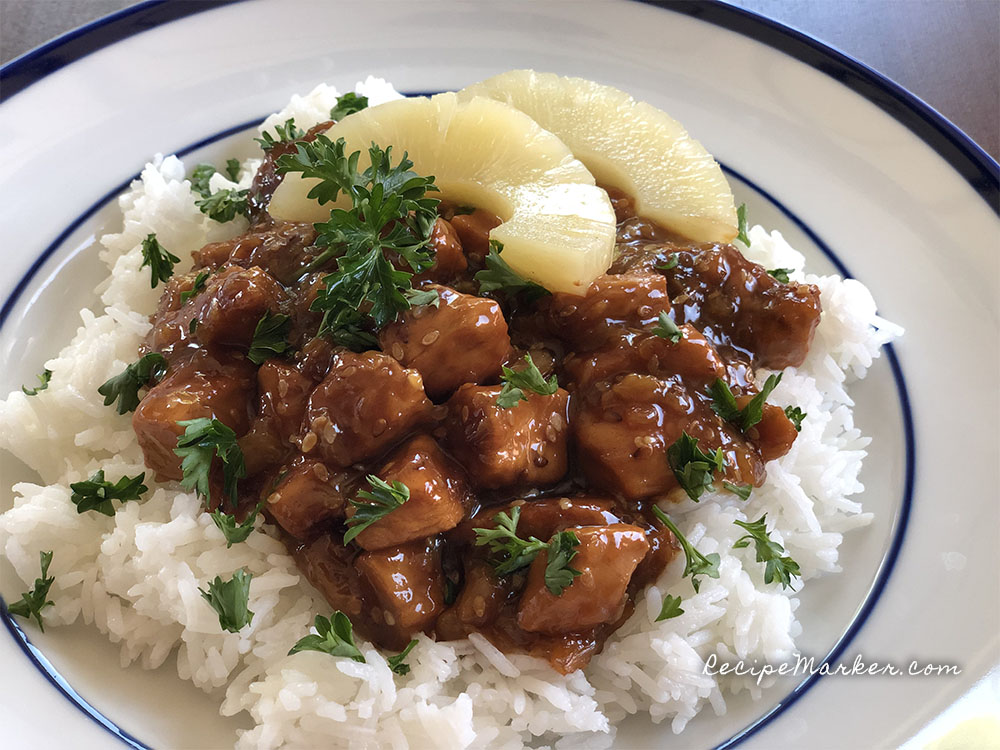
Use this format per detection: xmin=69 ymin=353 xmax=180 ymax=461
xmin=460 ymin=70 xmax=737 ymax=243
xmin=268 ymin=93 xmax=616 ymax=294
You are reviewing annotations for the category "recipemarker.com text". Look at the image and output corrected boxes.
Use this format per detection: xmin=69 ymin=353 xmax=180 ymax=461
xmin=703 ymin=653 xmax=962 ymax=685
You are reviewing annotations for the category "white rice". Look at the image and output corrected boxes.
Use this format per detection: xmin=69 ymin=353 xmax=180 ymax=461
xmin=0 ymin=80 xmax=902 ymax=749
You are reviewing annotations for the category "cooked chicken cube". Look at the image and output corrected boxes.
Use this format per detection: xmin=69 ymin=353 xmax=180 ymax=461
xmin=191 ymin=265 xmax=288 ymax=350
xmin=132 ymin=353 xmax=254 ymax=482
xmin=355 ymin=540 xmax=445 ymax=637
xmin=743 ymin=399 xmax=799 ymax=461
xmin=300 ymin=351 xmax=432 ymax=467
xmin=264 ymin=456 xmax=356 ymax=539
xmin=380 ymin=285 xmax=510 ymax=399
xmin=257 ymin=360 xmax=314 ymax=442
xmin=349 ymin=434 xmax=472 ymax=551
xmin=412 ymin=218 xmax=468 ymax=284
xmin=294 ymin=534 xmax=367 ymax=621
xmin=193 ymin=221 xmax=318 ymax=285
xmin=517 ymin=524 xmax=649 ymax=635
xmin=449 ymin=209 xmax=501 ymax=264
xmin=444 ymin=384 xmax=570 ymax=489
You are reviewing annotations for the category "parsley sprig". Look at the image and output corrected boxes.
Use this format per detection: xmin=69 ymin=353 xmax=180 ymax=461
xmin=174 ymin=418 xmax=247 ymax=505
xmin=180 ymin=270 xmax=210 ymax=304
xmin=7 ymin=551 xmax=55 ymax=631
xmin=651 ymin=311 xmax=683 ymax=343
xmin=255 ymin=118 xmax=305 ymax=152
xmin=22 ymin=369 xmax=52 ymax=396
xmin=736 ymin=203 xmax=751 ymax=246
xmin=655 ymin=593 xmax=684 ymax=621
xmin=343 ymin=475 xmax=409 ymax=544
xmin=329 ymin=92 xmax=369 ymax=121
xmin=543 ymin=530 xmax=582 ymax=595
xmin=70 ymin=470 xmax=147 ymax=516
xmin=722 ymin=481 xmax=753 ymax=501
xmin=247 ymin=310 xmax=292 ymax=365
xmin=196 ymin=188 xmax=249 ymax=223
xmin=190 ymin=164 xmax=217 ymax=197
xmin=140 ymin=234 xmax=180 ymax=288
xmin=387 ymin=639 xmax=418 ymax=675
xmin=767 ymin=268 xmax=792 ymax=283
xmin=667 ymin=431 xmax=727 ymax=502
xmin=733 ymin=514 xmax=801 ymax=589
xmin=709 ymin=373 xmax=783 ymax=432
xmin=210 ymin=501 xmax=264 ymax=547
xmin=200 ymin=569 xmax=254 ymax=633
xmin=784 ymin=406 xmax=807 ymax=431
xmin=474 ymin=241 xmax=549 ymax=302
xmin=652 ymin=506 xmax=721 ymax=592
xmin=496 ymin=353 xmax=558 ymax=408
xmin=98 ymin=352 xmax=168 ymax=414
xmin=288 ymin=611 xmax=364 ymax=661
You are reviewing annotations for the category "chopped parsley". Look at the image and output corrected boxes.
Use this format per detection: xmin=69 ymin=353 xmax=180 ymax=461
xmin=247 ymin=310 xmax=292 ymax=365
xmin=652 ymin=506 xmax=721 ymax=592
xmin=651 ymin=311 xmax=683 ymax=343
xmin=656 ymin=253 xmax=680 ymax=271
xmin=189 ymin=317 xmax=199 ymax=334
xmin=474 ymin=241 xmax=550 ymax=302
xmin=767 ymin=268 xmax=792 ymax=283
xmin=196 ymin=187 xmax=249 ymax=223
xmin=140 ymin=233 xmax=180 ymax=288
xmin=329 ymin=92 xmax=369 ymax=121
xmin=179 ymin=270 xmax=210 ymax=304
xmin=722 ymin=481 xmax=753 ymax=501
xmin=224 ymin=158 xmax=241 ymax=182
xmin=98 ymin=352 xmax=168 ymax=414
xmin=387 ymin=639 xmax=418 ymax=675
xmin=210 ymin=501 xmax=264 ymax=548
xmin=784 ymin=406 xmax=807 ymax=431
xmin=6 ymin=550 xmax=55 ymax=632
xmin=403 ymin=287 xmax=440 ymax=308
xmin=736 ymin=203 xmax=751 ymax=246
xmin=174 ymin=418 xmax=246 ymax=505
xmin=190 ymin=163 xmax=217 ymax=197
xmin=276 ymin=136 xmax=440 ymax=348
xmin=255 ymin=118 xmax=305 ymax=152
xmin=496 ymin=352 xmax=558 ymax=408
xmin=655 ymin=594 xmax=684 ymax=622
xmin=200 ymin=569 xmax=254 ymax=633
xmin=22 ymin=369 xmax=52 ymax=396
xmin=288 ymin=612 xmax=365 ymax=661
xmin=733 ymin=514 xmax=801 ymax=589
xmin=543 ymin=530 xmax=582 ymax=595
xmin=666 ymin=431 xmax=726 ymax=502
xmin=709 ymin=373 xmax=783 ymax=432
xmin=69 ymin=470 xmax=147 ymax=516
xmin=343 ymin=475 xmax=409 ymax=544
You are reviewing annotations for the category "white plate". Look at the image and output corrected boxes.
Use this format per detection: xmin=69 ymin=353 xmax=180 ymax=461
xmin=0 ymin=2 xmax=997 ymax=749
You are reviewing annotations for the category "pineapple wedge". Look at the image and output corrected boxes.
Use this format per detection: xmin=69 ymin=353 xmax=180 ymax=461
xmin=460 ymin=70 xmax=737 ymax=243
xmin=268 ymin=93 xmax=616 ymax=294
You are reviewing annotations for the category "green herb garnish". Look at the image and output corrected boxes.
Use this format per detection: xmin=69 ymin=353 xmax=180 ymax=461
xmin=196 ymin=188 xmax=249 ymax=223
xmin=736 ymin=203 xmax=751 ymax=246
xmin=496 ymin=353 xmax=558 ymax=409
xmin=651 ymin=311 xmax=683 ymax=343
xmin=652 ymin=506 xmax=721 ymax=592
xmin=210 ymin=501 xmax=264 ymax=548
xmin=403 ymin=287 xmax=440 ymax=308
xmin=255 ymin=118 xmax=305 ymax=152
xmin=733 ymin=514 xmax=801 ymax=589
xmin=247 ymin=310 xmax=292 ymax=365
xmin=343 ymin=475 xmax=409 ymax=544
xmin=200 ymin=569 xmax=254 ymax=633
xmin=98 ymin=352 xmax=168 ymax=414
xmin=174 ymin=418 xmax=246 ymax=505
xmin=709 ymin=373 xmax=783 ymax=432
xmin=474 ymin=241 xmax=550 ymax=302
xmin=784 ymin=406 xmax=806 ymax=431
xmin=387 ymin=639 xmax=418 ymax=675
xmin=70 ymin=470 xmax=147 ymax=516
xmin=767 ymin=268 xmax=792 ymax=283
xmin=288 ymin=612 xmax=365 ymax=661
xmin=224 ymin=158 xmax=241 ymax=182
xmin=722 ymin=481 xmax=753 ymax=500
xmin=543 ymin=531 xmax=582 ymax=595
xmin=666 ymin=431 xmax=726 ymax=502
xmin=22 ymin=369 xmax=52 ymax=396
xmin=6 ymin=551 xmax=55 ymax=631
xmin=180 ymin=270 xmax=210 ymax=304
xmin=190 ymin=163 xmax=217 ymax=197
xmin=655 ymin=593 xmax=684 ymax=621
xmin=656 ymin=253 xmax=680 ymax=271
xmin=329 ymin=92 xmax=369 ymax=121
xmin=140 ymin=233 xmax=180 ymax=288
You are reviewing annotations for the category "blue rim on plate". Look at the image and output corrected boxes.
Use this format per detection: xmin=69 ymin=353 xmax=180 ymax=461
xmin=3 ymin=0 xmax=989 ymax=746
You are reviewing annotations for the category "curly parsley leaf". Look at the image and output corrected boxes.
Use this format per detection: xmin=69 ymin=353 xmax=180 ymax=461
xmin=387 ymin=639 xmax=418 ymax=675
xmin=180 ymin=270 xmax=210 ymax=304
xmin=190 ymin=163 xmax=217 ymax=198
xmin=473 ymin=506 xmax=549 ymax=577
xmin=475 ymin=241 xmax=550 ymax=302
xmin=174 ymin=418 xmax=246 ymax=505
xmin=722 ymin=481 xmax=753 ymax=501
xmin=656 ymin=253 xmax=679 ymax=271
xmin=329 ymin=92 xmax=369 ymax=121
xmin=651 ymin=311 xmax=683 ymax=343
xmin=247 ymin=310 xmax=292 ymax=365
xmin=225 ymin=158 xmax=241 ymax=182
xmin=200 ymin=569 xmax=254 ymax=633
xmin=767 ymin=268 xmax=792 ymax=283
xmin=70 ymin=470 xmax=147 ymax=516
xmin=667 ymin=431 xmax=727 ymax=502
xmin=496 ymin=353 xmax=558 ymax=408
xmin=98 ymin=352 xmax=168 ymax=415
xmin=403 ymin=287 xmax=440 ymax=308
xmin=655 ymin=593 xmax=684 ymax=622
xmin=255 ymin=118 xmax=305 ymax=152
xmin=343 ymin=475 xmax=409 ymax=544
xmin=709 ymin=373 xmax=783 ymax=432
xmin=733 ymin=514 xmax=801 ymax=589
xmin=140 ymin=233 xmax=180 ymax=288
xmin=543 ymin=530 xmax=582 ymax=595
xmin=784 ymin=406 xmax=806 ymax=432
xmin=6 ymin=550 xmax=55 ymax=631
xmin=196 ymin=187 xmax=249 ymax=223
xmin=210 ymin=501 xmax=264 ymax=548
xmin=22 ymin=369 xmax=52 ymax=396
xmin=736 ymin=203 xmax=751 ymax=246
xmin=288 ymin=611 xmax=365 ymax=661
xmin=652 ymin=506 xmax=721 ymax=593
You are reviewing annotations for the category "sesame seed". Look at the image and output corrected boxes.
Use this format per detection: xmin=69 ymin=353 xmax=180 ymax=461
xmin=420 ymin=330 xmax=440 ymax=346
xmin=391 ymin=343 xmax=405 ymax=360
xmin=558 ymin=498 xmax=572 ymax=510
xmin=383 ymin=611 xmax=396 ymax=626
xmin=372 ymin=418 xmax=387 ymax=437
xmin=472 ymin=596 xmax=486 ymax=619
xmin=312 ymin=463 xmax=329 ymax=481
xmin=550 ymin=412 xmax=565 ymax=431
xmin=277 ymin=379 xmax=289 ymax=398
xmin=638 ymin=305 xmax=653 ymax=317
xmin=545 ymin=424 xmax=558 ymax=443
xmin=461 ymin=406 xmax=470 ymax=422
xmin=322 ymin=422 xmax=337 ymax=444
xmin=267 ymin=492 xmax=281 ymax=505
xmin=301 ymin=431 xmax=318 ymax=452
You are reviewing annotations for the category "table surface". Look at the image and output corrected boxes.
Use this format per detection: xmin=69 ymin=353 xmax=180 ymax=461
xmin=1 ymin=0 xmax=998 ymax=160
